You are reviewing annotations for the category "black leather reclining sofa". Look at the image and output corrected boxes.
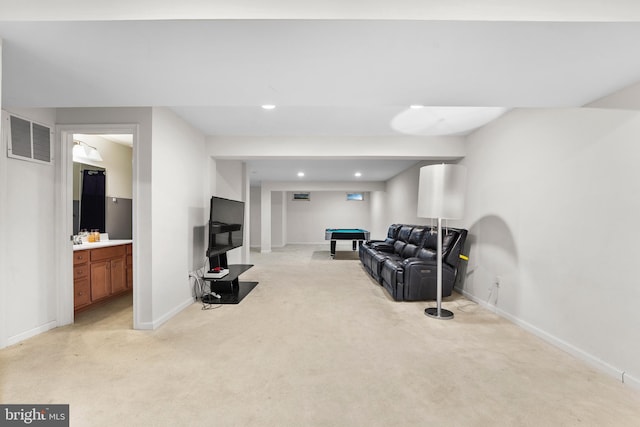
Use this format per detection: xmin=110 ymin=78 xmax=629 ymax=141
xmin=359 ymin=224 xmax=468 ymax=301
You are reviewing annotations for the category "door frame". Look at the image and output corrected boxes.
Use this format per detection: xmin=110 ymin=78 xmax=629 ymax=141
xmin=56 ymin=124 xmax=139 ymax=327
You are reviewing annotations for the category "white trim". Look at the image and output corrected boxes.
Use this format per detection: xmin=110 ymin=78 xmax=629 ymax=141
xmin=287 ymin=241 xmax=341 ymax=245
xmin=7 ymin=321 xmax=58 ymax=347
xmin=55 ymin=129 xmax=74 ymax=327
xmin=135 ymin=321 xmax=155 ymax=330
xmin=56 ymin=124 xmax=139 ymax=330
xmin=0 ymin=42 xmax=7 ymax=348
xmin=455 ymin=286 xmax=640 ymax=391
xmin=148 ymin=297 xmax=194 ymax=330
xmin=130 ymin=124 xmax=143 ymax=330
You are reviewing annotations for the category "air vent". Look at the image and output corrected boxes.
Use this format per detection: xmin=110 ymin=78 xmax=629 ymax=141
xmin=3 ymin=111 xmax=53 ymax=164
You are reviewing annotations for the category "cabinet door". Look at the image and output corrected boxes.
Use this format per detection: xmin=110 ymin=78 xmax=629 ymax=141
xmin=126 ymin=244 xmax=133 ymax=288
xmin=110 ymin=257 xmax=127 ymax=294
xmin=74 ymin=278 xmax=91 ymax=309
xmin=90 ymin=261 xmax=111 ymax=301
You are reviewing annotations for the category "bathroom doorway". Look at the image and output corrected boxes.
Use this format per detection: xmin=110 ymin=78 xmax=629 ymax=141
xmin=57 ymin=125 xmax=139 ymax=330
xmin=71 ymin=133 xmax=133 ymax=321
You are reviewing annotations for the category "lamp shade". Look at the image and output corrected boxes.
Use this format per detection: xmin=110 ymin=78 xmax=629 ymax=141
xmin=417 ymin=164 xmax=467 ymax=219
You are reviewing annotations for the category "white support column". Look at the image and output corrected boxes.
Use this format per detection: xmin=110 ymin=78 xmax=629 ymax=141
xmin=280 ymin=191 xmax=287 ymax=246
xmin=260 ymin=185 xmax=272 ymax=253
xmin=242 ymin=162 xmax=250 ymax=263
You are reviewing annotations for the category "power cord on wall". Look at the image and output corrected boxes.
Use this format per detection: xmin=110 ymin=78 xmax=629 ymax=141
xmin=190 ymin=257 xmax=222 ymax=310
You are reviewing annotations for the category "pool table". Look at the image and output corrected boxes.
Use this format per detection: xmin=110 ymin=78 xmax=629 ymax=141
xmin=325 ymin=228 xmax=370 ymax=258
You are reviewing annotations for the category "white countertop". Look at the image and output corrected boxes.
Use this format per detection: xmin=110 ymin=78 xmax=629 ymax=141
xmin=73 ymin=239 xmax=132 ymax=251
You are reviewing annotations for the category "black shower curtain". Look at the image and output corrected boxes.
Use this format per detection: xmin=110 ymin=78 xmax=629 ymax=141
xmin=79 ymin=170 xmax=106 ymax=232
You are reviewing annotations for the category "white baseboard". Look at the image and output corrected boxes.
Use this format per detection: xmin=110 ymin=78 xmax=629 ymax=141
xmin=148 ymin=296 xmax=194 ymax=330
xmin=134 ymin=321 xmax=155 ymax=330
xmin=7 ymin=320 xmax=58 ymax=347
xmin=287 ymin=241 xmax=332 ymax=245
xmin=251 ymin=242 xmax=343 ymax=248
xmin=455 ymin=286 xmax=640 ymax=391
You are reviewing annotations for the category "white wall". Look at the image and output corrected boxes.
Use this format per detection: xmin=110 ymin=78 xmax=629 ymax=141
xmin=1 ymin=107 xmax=58 ymax=344
xmin=587 ymin=81 xmax=640 ymax=110
xmin=460 ymin=107 xmax=640 ymax=388
xmin=212 ymin=159 xmax=249 ymax=263
xmin=368 ymin=190 xmax=388 ymax=240
xmin=381 ymin=160 xmax=461 ymax=229
xmin=150 ymin=107 xmax=207 ymax=324
xmin=383 ymin=162 xmax=422 ymax=226
xmin=286 ymin=191 xmax=372 ymax=244
xmin=207 ymin=135 xmax=464 ymax=160
xmin=256 ymin=181 xmax=384 ymax=252
xmin=214 ymin=159 xmax=245 ymax=200
xmin=250 ymin=185 xmax=386 ymax=247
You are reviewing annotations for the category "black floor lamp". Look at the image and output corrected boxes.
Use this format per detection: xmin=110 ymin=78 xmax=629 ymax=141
xmin=417 ymin=164 xmax=467 ymax=320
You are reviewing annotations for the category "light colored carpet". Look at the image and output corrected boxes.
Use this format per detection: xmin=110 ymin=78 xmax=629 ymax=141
xmin=2 ymin=244 xmax=640 ymax=426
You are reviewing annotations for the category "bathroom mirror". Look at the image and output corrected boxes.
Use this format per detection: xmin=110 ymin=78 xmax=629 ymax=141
xmin=73 ymin=162 xmax=106 ymax=234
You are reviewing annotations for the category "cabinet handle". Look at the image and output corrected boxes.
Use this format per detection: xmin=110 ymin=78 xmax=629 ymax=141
xmin=78 ymin=292 xmax=83 ymax=296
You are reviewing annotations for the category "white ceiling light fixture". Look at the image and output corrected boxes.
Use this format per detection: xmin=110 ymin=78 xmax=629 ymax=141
xmin=72 ymin=140 xmax=103 ymax=162
xmin=410 ymin=105 xmax=425 ymax=109
xmin=354 ymin=172 xmax=362 ymax=177
xmin=297 ymin=171 xmax=305 ymax=177
xmin=261 ymin=104 xmax=276 ymax=110
xmin=391 ymin=106 xmax=508 ymax=136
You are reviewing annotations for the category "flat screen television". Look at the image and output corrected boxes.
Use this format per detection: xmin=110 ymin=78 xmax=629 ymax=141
xmin=207 ymin=196 xmax=245 ymax=263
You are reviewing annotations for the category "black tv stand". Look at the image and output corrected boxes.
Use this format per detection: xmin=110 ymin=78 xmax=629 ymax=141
xmin=202 ymin=264 xmax=258 ymax=304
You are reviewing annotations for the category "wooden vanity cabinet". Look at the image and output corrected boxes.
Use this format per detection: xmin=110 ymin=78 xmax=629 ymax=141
xmin=126 ymin=244 xmax=133 ymax=288
xmin=90 ymin=245 xmax=127 ymax=302
xmin=74 ymin=243 xmax=132 ymax=313
xmin=73 ymin=250 xmax=91 ymax=310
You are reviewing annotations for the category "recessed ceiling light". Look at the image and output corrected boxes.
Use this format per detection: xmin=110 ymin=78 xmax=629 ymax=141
xmin=354 ymin=172 xmax=362 ymax=177
xmin=297 ymin=172 xmax=305 ymax=177
xmin=410 ymin=105 xmax=424 ymax=109
xmin=262 ymin=104 xmax=276 ymax=110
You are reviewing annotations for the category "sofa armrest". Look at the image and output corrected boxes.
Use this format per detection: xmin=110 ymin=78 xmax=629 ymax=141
xmin=365 ymin=239 xmax=385 ymax=248
xmin=401 ymin=258 xmax=456 ymax=300
xmin=370 ymin=242 xmax=395 ymax=253
xmin=403 ymin=257 xmax=434 ymax=266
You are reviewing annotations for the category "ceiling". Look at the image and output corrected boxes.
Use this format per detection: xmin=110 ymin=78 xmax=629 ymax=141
xmin=2 ymin=3 xmax=640 ymax=182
